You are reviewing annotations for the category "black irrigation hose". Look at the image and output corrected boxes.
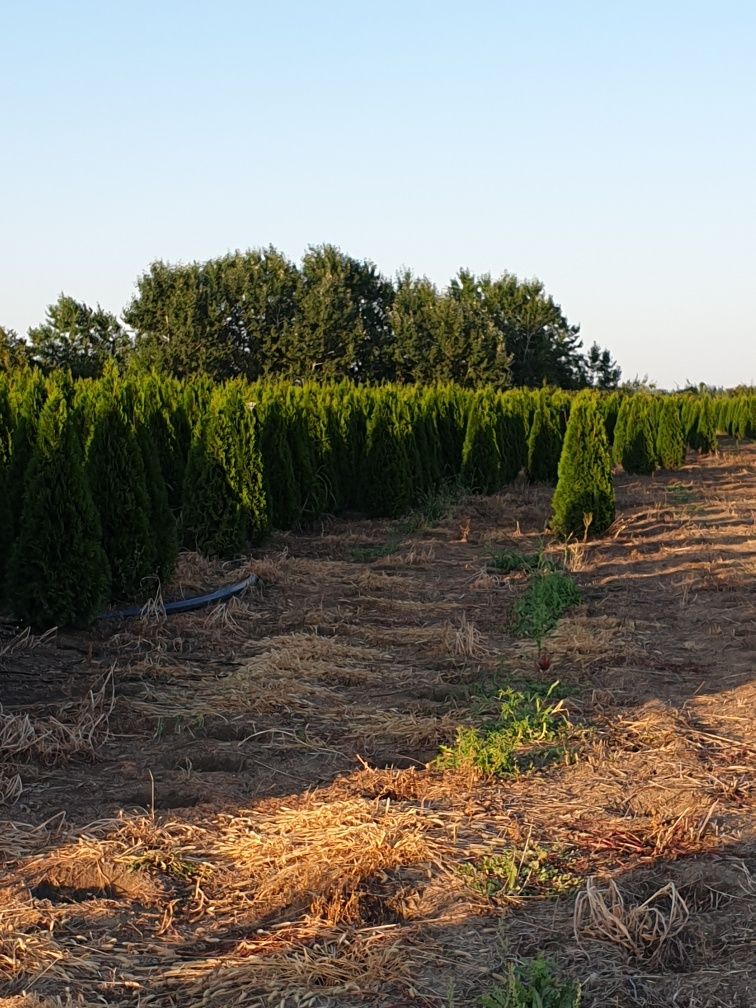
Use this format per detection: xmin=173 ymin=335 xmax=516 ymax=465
xmin=97 ymin=574 xmax=259 ymax=621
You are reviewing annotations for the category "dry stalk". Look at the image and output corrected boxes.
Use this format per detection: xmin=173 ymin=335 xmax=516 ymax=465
xmin=574 ymin=876 xmax=690 ymax=964
xmin=442 ymin=613 xmax=487 ymax=659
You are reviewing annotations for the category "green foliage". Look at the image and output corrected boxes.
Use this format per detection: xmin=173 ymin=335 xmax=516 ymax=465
xmin=487 ymin=549 xmax=544 ymax=574
xmin=0 ymin=326 xmax=31 ymax=370
xmin=360 ymin=393 xmax=413 ymax=517
xmin=615 ymin=394 xmax=657 ymax=474
xmin=461 ymin=394 xmax=502 ymax=493
xmin=550 ymin=390 xmax=615 ymax=539
xmin=435 ymin=682 xmax=572 ymax=777
xmin=256 ymin=392 xmax=302 ymax=529
xmin=481 ymin=957 xmax=581 ymax=1008
xmin=457 ymin=843 xmax=579 ymax=900
xmin=85 ymin=388 xmax=157 ymax=600
xmin=181 ymin=383 xmax=268 ymax=557
xmin=655 ymin=396 xmax=686 ymax=469
xmin=6 ymin=389 xmax=110 ymax=627
xmin=512 ymin=571 xmax=581 ymax=644
xmin=526 ymin=392 xmax=563 ymax=483
xmin=28 ymin=295 xmax=130 ymax=378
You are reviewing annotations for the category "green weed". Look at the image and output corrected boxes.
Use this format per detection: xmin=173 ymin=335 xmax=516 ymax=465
xmin=511 ymin=571 xmax=581 ymax=644
xmin=131 ymin=849 xmax=212 ymax=881
xmin=457 ymin=841 xmax=579 ymax=900
xmin=349 ymin=542 xmax=400 ymax=563
xmin=435 ymin=682 xmax=573 ymax=776
xmin=481 ymin=956 xmax=581 ymax=1008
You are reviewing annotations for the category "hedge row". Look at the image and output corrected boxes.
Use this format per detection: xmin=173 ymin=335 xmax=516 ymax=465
xmin=0 ymin=367 xmax=752 ymax=628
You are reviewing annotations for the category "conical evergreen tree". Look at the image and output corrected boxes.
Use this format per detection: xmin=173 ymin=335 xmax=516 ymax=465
xmin=181 ymin=382 xmax=268 ymax=556
xmin=361 ymin=392 xmax=413 ymax=517
xmin=257 ymin=390 xmax=301 ymax=528
xmin=617 ymin=394 xmax=657 ymax=475
xmin=526 ymin=391 xmax=563 ymax=483
xmin=7 ymin=369 xmax=47 ymax=540
xmin=86 ymin=388 xmax=157 ymax=600
xmin=496 ymin=392 xmax=529 ymax=484
xmin=655 ymin=397 xmax=686 ymax=469
xmin=6 ymin=389 xmax=110 ymax=627
xmin=461 ymin=392 xmax=501 ymax=493
xmin=692 ymin=395 xmax=718 ymax=453
xmin=550 ymin=390 xmax=615 ymax=539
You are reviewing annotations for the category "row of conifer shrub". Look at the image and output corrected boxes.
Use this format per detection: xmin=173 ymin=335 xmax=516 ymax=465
xmin=0 ymin=365 xmax=752 ymax=628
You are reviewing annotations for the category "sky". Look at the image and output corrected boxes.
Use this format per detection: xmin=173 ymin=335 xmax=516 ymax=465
xmin=1 ymin=0 xmax=754 ymax=388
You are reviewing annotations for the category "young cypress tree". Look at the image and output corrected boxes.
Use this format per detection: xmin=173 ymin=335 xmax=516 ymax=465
xmin=7 ymin=368 xmax=48 ymax=539
xmin=550 ymin=390 xmax=615 ymax=539
xmin=360 ymin=391 xmax=413 ymax=517
xmin=655 ymin=396 xmax=686 ymax=469
xmin=6 ymin=389 xmax=110 ymax=627
xmin=693 ymin=395 xmax=718 ymax=453
xmin=617 ymin=394 xmax=657 ymax=475
xmin=85 ymin=387 xmax=157 ymax=600
xmin=181 ymin=382 xmax=268 ymax=556
xmin=526 ymin=391 xmax=563 ymax=484
xmin=461 ymin=392 xmax=501 ymax=493
xmin=257 ymin=390 xmax=301 ymax=529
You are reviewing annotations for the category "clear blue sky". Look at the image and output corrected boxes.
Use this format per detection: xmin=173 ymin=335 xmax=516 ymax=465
xmin=2 ymin=1 xmax=754 ymax=388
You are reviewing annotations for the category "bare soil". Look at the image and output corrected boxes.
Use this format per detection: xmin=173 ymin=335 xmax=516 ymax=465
xmin=1 ymin=441 xmax=754 ymax=1007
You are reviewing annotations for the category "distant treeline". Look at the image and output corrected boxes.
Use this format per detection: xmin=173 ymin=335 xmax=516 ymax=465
xmin=1 ymin=365 xmax=753 ymax=628
xmin=0 ymin=245 xmax=621 ymax=389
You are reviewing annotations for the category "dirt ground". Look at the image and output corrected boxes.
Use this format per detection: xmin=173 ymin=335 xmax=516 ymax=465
xmin=1 ymin=442 xmax=754 ymax=1007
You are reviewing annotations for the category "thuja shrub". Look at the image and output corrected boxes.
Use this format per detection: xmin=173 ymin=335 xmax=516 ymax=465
xmin=496 ymin=392 xmax=529 ymax=483
xmin=182 ymin=381 xmax=268 ymax=557
xmin=615 ymin=394 xmax=657 ymax=475
xmin=461 ymin=392 xmax=501 ymax=493
xmin=256 ymin=389 xmax=302 ymax=529
xmin=85 ymin=386 xmax=157 ymax=600
xmin=654 ymin=396 xmax=686 ymax=469
xmin=550 ymin=390 xmax=615 ymax=539
xmin=526 ymin=391 xmax=563 ymax=484
xmin=6 ymin=388 xmax=110 ymax=627
xmin=360 ymin=391 xmax=413 ymax=517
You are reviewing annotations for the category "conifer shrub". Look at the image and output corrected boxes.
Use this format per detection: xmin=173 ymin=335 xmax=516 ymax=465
xmin=526 ymin=392 xmax=563 ymax=484
xmin=601 ymin=391 xmax=622 ymax=446
xmin=181 ymin=382 xmax=268 ymax=556
xmin=7 ymin=369 xmax=48 ymax=538
xmin=655 ymin=396 xmax=686 ymax=469
xmin=6 ymin=389 xmax=110 ymax=627
xmin=691 ymin=395 xmax=718 ymax=453
xmin=85 ymin=388 xmax=157 ymax=600
xmin=497 ymin=392 xmax=529 ymax=483
xmin=286 ymin=388 xmax=329 ymax=521
xmin=616 ymin=394 xmax=657 ymax=474
xmin=461 ymin=393 xmax=501 ymax=493
xmin=257 ymin=391 xmax=302 ymax=528
xmin=361 ymin=392 xmax=413 ymax=517
xmin=550 ymin=390 xmax=615 ymax=539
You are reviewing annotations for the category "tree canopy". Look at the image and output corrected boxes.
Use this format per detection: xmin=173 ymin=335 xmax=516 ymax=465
xmin=12 ymin=247 xmax=621 ymax=389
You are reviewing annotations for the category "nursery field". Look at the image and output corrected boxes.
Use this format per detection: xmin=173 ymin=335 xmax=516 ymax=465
xmin=0 ymin=441 xmax=754 ymax=1007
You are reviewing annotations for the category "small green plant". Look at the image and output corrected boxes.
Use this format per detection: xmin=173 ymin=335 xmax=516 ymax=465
xmin=665 ymin=482 xmax=698 ymax=505
xmin=349 ymin=541 xmax=401 ymax=563
xmin=481 ymin=956 xmax=581 ymax=1008
xmin=487 ymin=549 xmax=541 ymax=574
xmin=512 ymin=571 xmax=581 ymax=645
xmin=457 ymin=841 xmax=579 ymax=900
xmin=131 ymin=849 xmax=212 ymax=881
xmin=435 ymin=682 xmax=573 ymax=776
